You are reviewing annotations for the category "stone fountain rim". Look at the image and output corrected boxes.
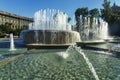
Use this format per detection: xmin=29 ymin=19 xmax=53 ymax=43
xmin=27 ymin=43 xmax=75 ymax=46
xmin=26 ymin=43 xmax=75 ymax=50
xmin=22 ymin=29 xmax=79 ymax=33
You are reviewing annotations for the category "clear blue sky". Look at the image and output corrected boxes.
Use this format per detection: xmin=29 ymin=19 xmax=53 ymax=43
xmin=0 ymin=0 xmax=119 ymax=19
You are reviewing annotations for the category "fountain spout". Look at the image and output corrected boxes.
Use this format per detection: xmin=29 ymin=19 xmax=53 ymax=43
xmin=9 ymin=33 xmax=16 ymax=51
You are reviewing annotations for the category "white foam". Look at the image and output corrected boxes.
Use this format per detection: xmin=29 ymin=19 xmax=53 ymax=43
xmin=57 ymin=52 xmax=69 ymax=59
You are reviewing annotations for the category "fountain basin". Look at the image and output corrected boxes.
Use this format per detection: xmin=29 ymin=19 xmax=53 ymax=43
xmin=76 ymin=40 xmax=106 ymax=48
xmin=27 ymin=44 xmax=72 ymax=50
xmin=77 ymin=42 xmax=120 ymax=56
xmin=21 ymin=30 xmax=80 ymax=45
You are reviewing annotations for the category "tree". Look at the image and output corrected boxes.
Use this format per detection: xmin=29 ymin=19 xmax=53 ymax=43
xmin=89 ymin=8 xmax=99 ymax=18
xmin=75 ymin=7 xmax=88 ymax=22
xmin=101 ymin=0 xmax=112 ymax=22
xmin=0 ymin=30 xmax=3 ymax=36
xmin=68 ymin=17 xmax=71 ymax=23
xmin=89 ymin=8 xmax=99 ymax=28
xmin=75 ymin=7 xmax=88 ymax=31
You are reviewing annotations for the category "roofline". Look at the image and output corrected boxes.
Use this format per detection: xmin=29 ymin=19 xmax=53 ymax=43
xmin=0 ymin=10 xmax=33 ymax=21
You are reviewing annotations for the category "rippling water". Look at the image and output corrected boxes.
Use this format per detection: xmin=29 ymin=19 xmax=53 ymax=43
xmin=0 ymin=48 xmax=120 ymax=80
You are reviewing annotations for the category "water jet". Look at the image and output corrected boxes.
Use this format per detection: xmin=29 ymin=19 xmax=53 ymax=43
xmin=9 ymin=33 xmax=16 ymax=51
xmin=20 ymin=9 xmax=80 ymax=49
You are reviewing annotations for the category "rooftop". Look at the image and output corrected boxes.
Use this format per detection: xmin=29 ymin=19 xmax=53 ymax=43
xmin=0 ymin=10 xmax=33 ymax=21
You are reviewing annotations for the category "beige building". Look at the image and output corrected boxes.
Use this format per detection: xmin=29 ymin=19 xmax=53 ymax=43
xmin=0 ymin=10 xmax=33 ymax=29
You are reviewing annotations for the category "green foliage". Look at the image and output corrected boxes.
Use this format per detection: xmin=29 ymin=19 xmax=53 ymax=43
xmin=89 ymin=8 xmax=99 ymax=28
xmin=101 ymin=0 xmax=120 ymax=24
xmin=110 ymin=14 xmax=120 ymax=23
xmin=89 ymin=8 xmax=99 ymax=18
xmin=75 ymin=7 xmax=89 ymax=31
xmin=0 ymin=23 xmax=27 ymax=37
xmin=75 ymin=7 xmax=88 ymax=17
xmin=0 ymin=30 xmax=3 ymax=36
xmin=74 ymin=0 xmax=120 ymax=28
xmin=75 ymin=7 xmax=100 ymax=29
xmin=101 ymin=0 xmax=112 ymax=22
xmin=13 ymin=27 xmax=26 ymax=36
xmin=68 ymin=17 xmax=71 ymax=23
xmin=75 ymin=7 xmax=88 ymax=22
xmin=0 ymin=24 xmax=13 ymax=34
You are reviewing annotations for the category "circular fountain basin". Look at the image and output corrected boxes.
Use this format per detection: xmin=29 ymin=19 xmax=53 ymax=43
xmin=26 ymin=44 xmax=72 ymax=50
xmin=20 ymin=30 xmax=80 ymax=49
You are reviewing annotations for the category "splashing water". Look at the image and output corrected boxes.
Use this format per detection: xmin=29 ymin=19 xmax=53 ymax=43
xmin=77 ymin=15 xmax=109 ymax=40
xmin=111 ymin=44 xmax=120 ymax=52
xmin=93 ymin=51 xmax=112 ymax=55
xmin=57 ymin=52 xmax=69 ymax=59
xmin=9 ymin=33 xmax=16 ymax=51
xmin=68 ymin=45 xmax=99 ymax=80
xmin=29 ymin=9 xmax=71 ymax=31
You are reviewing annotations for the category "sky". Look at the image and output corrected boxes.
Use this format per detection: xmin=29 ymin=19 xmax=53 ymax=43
xmin=0 ymin=0 xmax=119 ymax=23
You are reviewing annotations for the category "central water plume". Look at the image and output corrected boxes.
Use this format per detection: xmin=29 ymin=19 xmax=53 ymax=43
xmin=29 ymin=9 xmax=71 ymax=31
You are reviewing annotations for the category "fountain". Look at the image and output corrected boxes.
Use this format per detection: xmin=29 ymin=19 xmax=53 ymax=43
xmin=0 ymin=9 xmax=120 ymax=80
xmin=20 ymin=9 xmax=80 ymax=49
xmin=9 ymin=33 xmax=16 ymax=51
xmin=75 ymin=16 xmax=109 ymax=41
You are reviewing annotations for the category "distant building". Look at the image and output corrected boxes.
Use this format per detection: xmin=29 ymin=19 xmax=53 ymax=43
xmin=0 ymin=10 xmax=33 ymax=29
xmin=111 ymin=2 xmax=120 ymax=14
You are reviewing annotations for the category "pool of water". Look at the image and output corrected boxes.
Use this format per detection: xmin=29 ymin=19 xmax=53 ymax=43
xmin=0 ymin=39 xmax=120 ymax=80
xmin=87 ymin=43 xmax=120 ymax=51
xmin=0 ymin=47 xmax=120 ymax=80
xmin=0 ymin=39 xmax=26 ymax=48
xmin=0 ymin=48 xmax=27 ymax=63
xmin=84 ymin=50 xmax=120 ymax=80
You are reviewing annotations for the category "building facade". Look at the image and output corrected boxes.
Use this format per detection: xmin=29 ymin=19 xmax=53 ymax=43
xmin=0 ymin=10 xmax=33 ymax=29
